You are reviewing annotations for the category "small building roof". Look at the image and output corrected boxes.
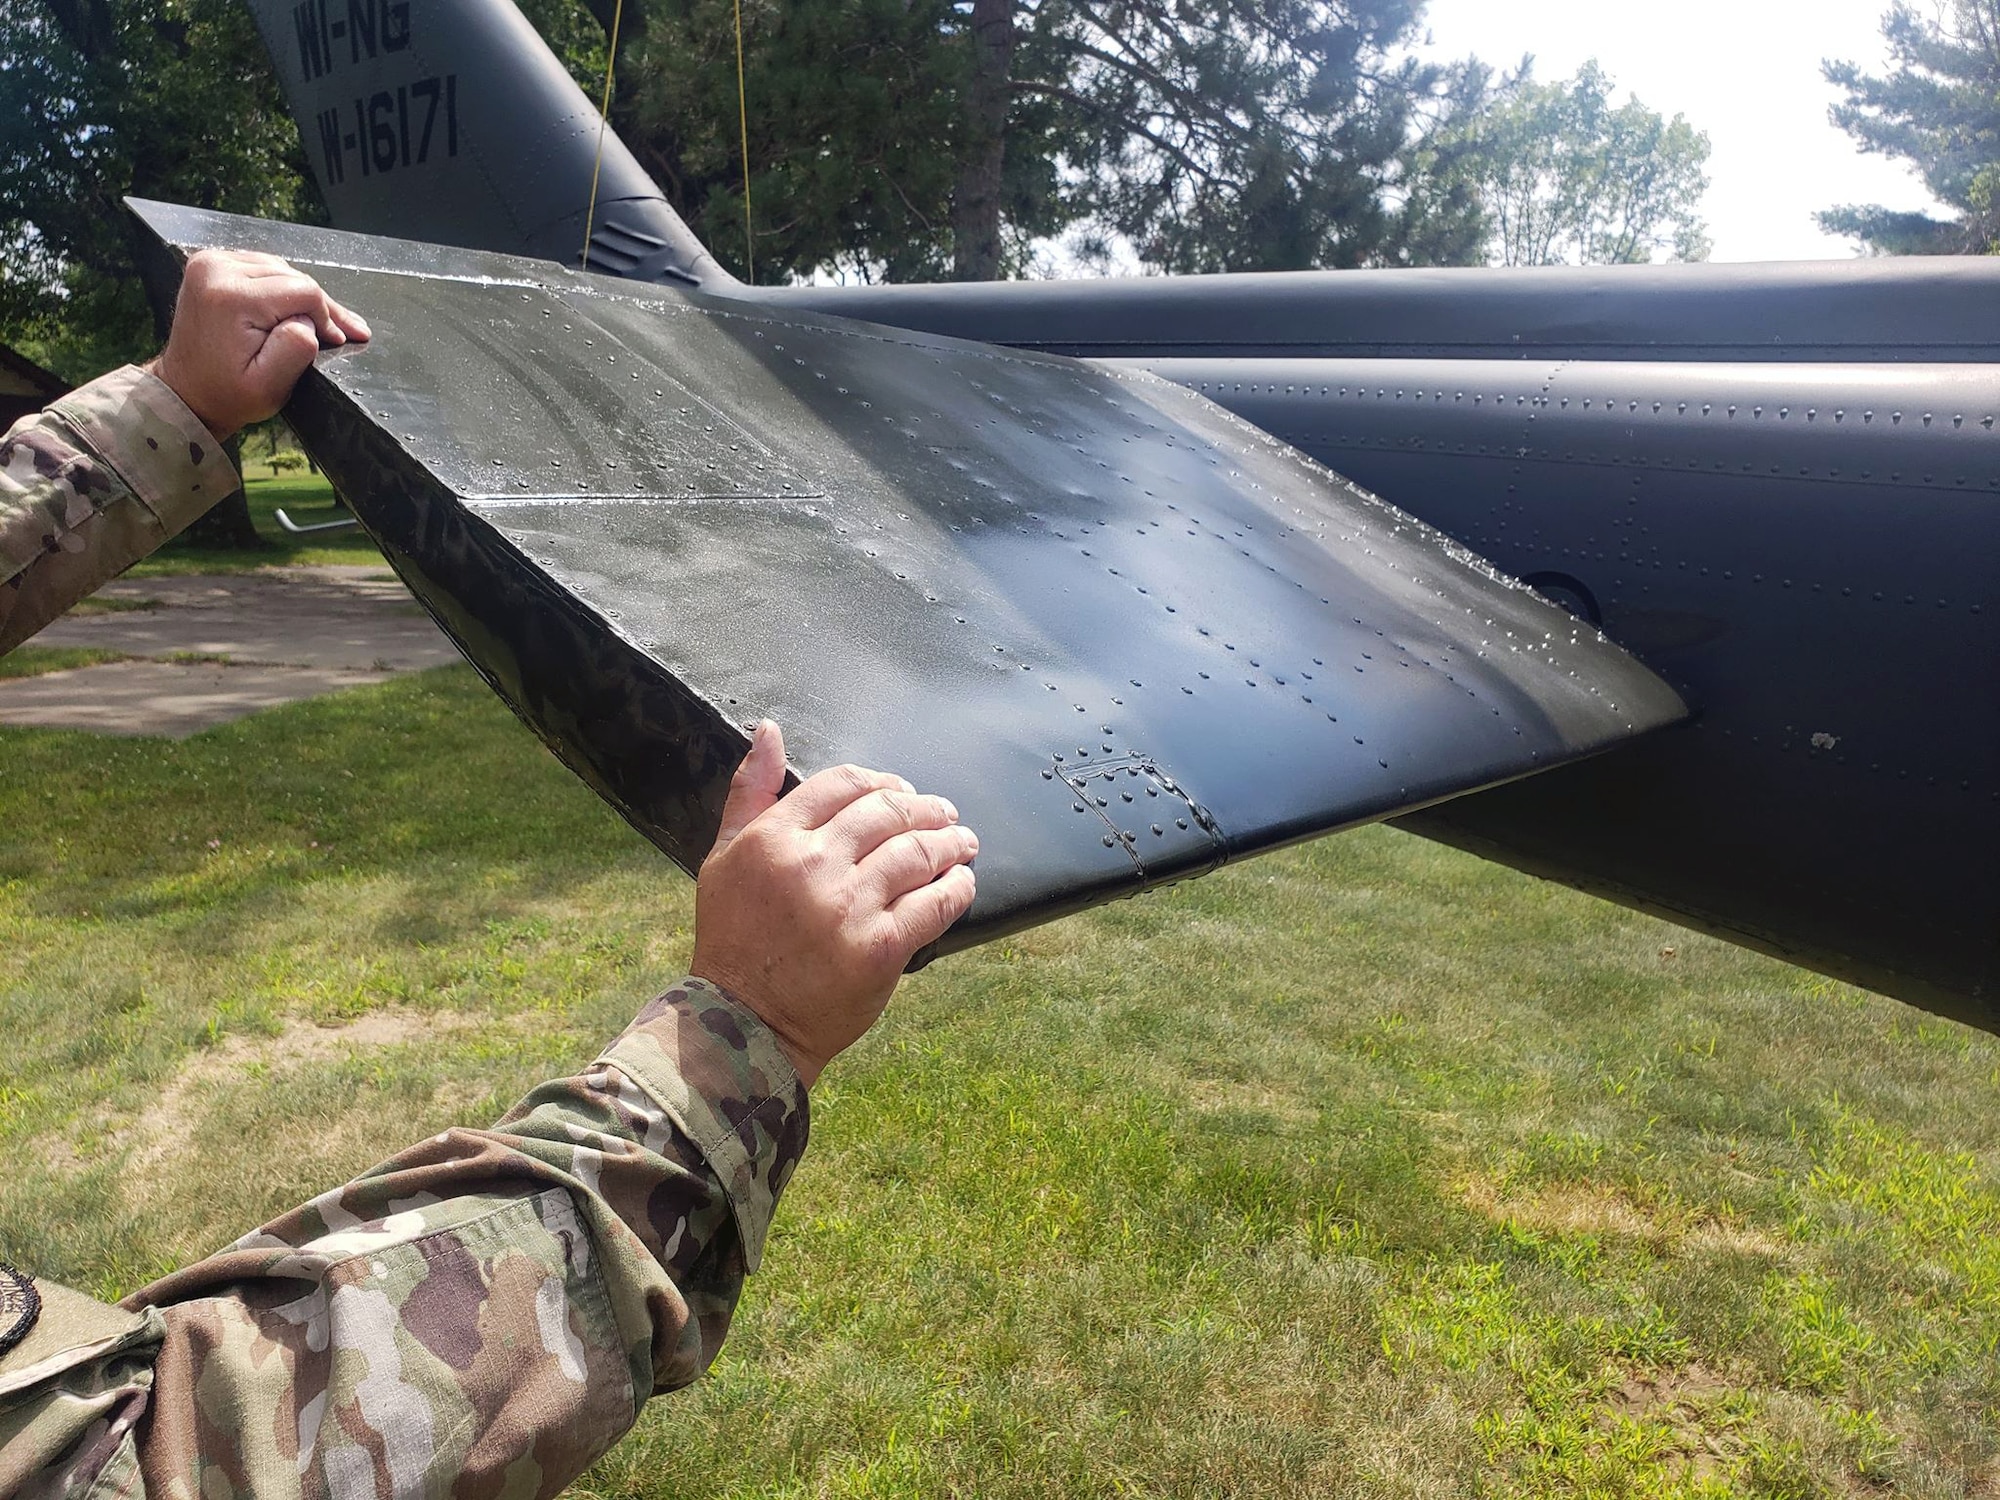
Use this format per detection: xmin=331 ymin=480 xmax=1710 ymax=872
xmin=0 ymin=343 xmax=69 ymax=402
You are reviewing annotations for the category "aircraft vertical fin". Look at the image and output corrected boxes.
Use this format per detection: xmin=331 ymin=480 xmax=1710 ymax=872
xmin=238 ymin=0 xmax=728 ymax=283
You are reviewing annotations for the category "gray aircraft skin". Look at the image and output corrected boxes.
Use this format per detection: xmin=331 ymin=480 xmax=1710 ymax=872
xmin=212 ymin=0 xmax=1994 ymax=1028
xmin=134 ymin=198 xmax=1687 ymax=973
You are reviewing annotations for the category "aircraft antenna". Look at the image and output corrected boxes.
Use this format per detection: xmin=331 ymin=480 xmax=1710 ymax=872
xmin=580 ymin=0 xmax=626 ymax=272
xmin=733 ymin=0 xmax=754 ymax=283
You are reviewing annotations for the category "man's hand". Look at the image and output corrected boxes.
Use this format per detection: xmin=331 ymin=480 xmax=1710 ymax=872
xmin=690 ymin=721 xmax=978 ymax=1087
xmin=149 ymin=249 xmax=371 ymax=441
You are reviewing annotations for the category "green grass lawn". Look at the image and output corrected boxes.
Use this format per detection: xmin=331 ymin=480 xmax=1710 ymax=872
xmin=3 ymin=666 xmax=1996 ymax=1497
xmin=128 ymin=471 xmax=386 ymax=573
xmin=0 ymin=644 xmax=127 ymax=679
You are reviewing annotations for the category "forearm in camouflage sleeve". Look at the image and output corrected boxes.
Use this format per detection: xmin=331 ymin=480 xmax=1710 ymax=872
xmin=124 ymin=978 xmax=809 ymax=1500
xmin=0 ymin=366 xmax=238 ymax=655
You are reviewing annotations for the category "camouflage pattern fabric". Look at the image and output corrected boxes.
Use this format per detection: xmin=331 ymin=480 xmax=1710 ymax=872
xmin=0 ymin=979 xmax=809 ymax=1500
xmin=0 ymin=365 xmax=237 ymax=656
xmin=0 ymin=1280 xmax=161 ymax=1500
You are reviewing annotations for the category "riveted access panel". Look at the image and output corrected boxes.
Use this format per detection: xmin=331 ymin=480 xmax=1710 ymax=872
xmin=132 ymin=200 xmax=1685 ymax=958
xmin=1140 ymin=356 xmax=2000 ymax=1024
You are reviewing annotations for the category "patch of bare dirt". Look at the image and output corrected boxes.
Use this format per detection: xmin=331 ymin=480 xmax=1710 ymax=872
xmin=119 ymin=1010 xmax=478 ymax=1177
xmin=1593 ymin=1362 xmax=1749 ymax=1487
xmin=1683 ymin=1217 xmax=1790 ymax=1259
xmin=1608 ymin=1361 xmax=1736 ymax=1420
xmin=1460 ymin=1174 xmax=1789 ymax=1260
xmin=1466 ymin=1177 xmax=1659 ymax=1239
xmin=1184 ymin=1076 xmax=1320 ymax=1129
xmin=35 ymin=1135 xmax=84 ymax=1178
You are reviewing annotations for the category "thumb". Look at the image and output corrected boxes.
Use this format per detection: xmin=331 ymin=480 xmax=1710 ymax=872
xmin=244 ymin=315 xmax=323 ymax=422
xmin=711 ymin=720 xmax=786 ymax=854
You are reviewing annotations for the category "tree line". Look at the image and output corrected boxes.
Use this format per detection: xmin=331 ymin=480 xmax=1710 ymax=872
xmin=0 ymin=0 xmax=1990 ymax=384
xmin=532 ymin=0 xmax=1714 ymax=283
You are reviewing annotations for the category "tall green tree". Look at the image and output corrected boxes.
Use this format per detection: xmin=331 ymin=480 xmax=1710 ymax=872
xmin=1822 ymin=0 xmax=2000 ymax=253
xmin=0 ymin=0 xmax=317 ymax=374
xmin=953 ymin=0 xmax=1017 ymax=278
xmin=1417 ymin=60 xmax=1711 ymax=266
xmin=560 ymin=0 xmax=1066 ymax=283
xmin=0 ymin=0 xmax=318 ymax=543
xmin=1038 ymin=0 xmax=1488 ymax=273
xmin=555 ymin=0 xmax=1490 ymax=280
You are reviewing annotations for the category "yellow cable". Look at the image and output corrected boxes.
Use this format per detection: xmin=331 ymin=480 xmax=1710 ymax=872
xmin=581 ymin=0 xmax=626 ymax=270
xmin=733 ymin=0 xmax=754 ymax=283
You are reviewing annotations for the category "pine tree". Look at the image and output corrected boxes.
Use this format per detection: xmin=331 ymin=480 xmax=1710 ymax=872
xmin=1035 ymin=0 xmax=1484 ymax=273
xmin=549 ymin=0 xmax=1488 ymax=279
xmin=558 ymin=0 xmax=1069 ymax=283
xmin=1822 ymin=1 xmax=2000 ymax=253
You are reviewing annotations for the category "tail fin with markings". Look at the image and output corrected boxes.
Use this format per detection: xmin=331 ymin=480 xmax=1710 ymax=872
xmin=241 ymin=0 xmax=730 ymax=286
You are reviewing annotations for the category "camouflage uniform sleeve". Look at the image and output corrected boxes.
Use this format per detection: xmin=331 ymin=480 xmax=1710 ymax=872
xmin=0 ymin=365 xmax=238 ymax=655
xmin=122 ymin=977 xmax=808 ymax=1500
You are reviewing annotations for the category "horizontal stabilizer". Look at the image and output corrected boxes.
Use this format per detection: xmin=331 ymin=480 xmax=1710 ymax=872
xmin=131 ymin=200 xmax=1686 ymax=958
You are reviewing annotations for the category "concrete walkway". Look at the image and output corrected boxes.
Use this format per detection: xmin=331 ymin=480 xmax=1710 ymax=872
xmin=0 ymin=565 xmax=463 ymax=737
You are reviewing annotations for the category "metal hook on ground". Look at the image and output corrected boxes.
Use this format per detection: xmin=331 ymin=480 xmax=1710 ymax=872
xmin=275 ymin=508 xmax=362 ymax=534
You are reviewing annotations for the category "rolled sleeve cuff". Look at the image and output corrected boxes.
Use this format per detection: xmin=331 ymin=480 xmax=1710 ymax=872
xmin=47 ymin=366 xmax=237 ymax=536
xmin=596 ymin=977 xmax=809 ymax=1272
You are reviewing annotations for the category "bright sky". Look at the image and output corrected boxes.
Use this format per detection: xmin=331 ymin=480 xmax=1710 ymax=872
xmin=1416 ymin=0 xmax=1944 ymax=261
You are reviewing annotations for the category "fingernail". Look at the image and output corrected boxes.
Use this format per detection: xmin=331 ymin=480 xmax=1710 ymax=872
xmin=963 ymin=831 xmax=979 ymax=855
xmin=897 ymin=777 xmax=916 ymax=794
xmin=940 ymin=798 xmax=959 ymax=822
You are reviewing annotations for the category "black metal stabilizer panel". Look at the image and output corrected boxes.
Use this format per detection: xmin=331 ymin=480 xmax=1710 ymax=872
xmin=133 ymin=200 xmax=1685 ymax=958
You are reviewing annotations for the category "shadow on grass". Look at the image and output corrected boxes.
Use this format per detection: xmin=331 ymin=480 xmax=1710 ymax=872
xmin=5 ymin=662 xmax=2000 ymax=1495
xmin=0 ymin=666 xmax=680 ymax=1226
